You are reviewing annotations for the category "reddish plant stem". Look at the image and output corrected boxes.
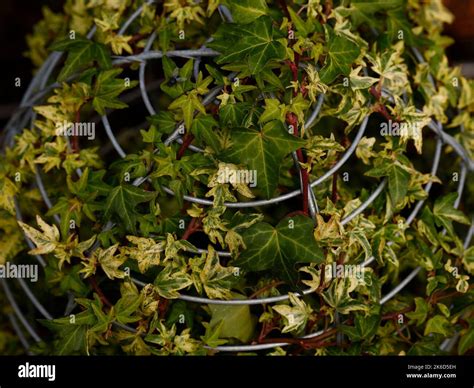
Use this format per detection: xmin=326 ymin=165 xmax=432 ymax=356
xmin=158 ymin=298 xmax=170 ymax=319
xmin=89 ymin=277 xmax=113 ymax=308
xmin=249 ymin=281 xmax=285 ymax=299
xmin=128 ymin=32 xmax=148 ymax=44
xmin=182 ymin=217 xmax=202 ymax=240
xmin=393 ymin=318 xmax=413 ymax=344
xmin=382 ymin=306 xmax=413 ymax=321
xmin=287 ymin=112 xmax=309 ymax=215
xmin=284 ymin=210 xmax=308 ymax=218
xmin=176 ymin=133 xmax=195 ymax=160
xmin=369 ymin=85 xmax=399 ymax=123
xmin=286 ymin=60 xmax=299 ymax=96
xmin=258 ymin=317 xmax=280 ymax=342
xmin=324 ymin=0 xmax=333 ymax=19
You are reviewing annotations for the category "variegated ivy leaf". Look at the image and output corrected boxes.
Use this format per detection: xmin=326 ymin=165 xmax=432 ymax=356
xmin=145 ymin=321 xmax=202 ymax=355
xmin=95 ymin=244 xmax=126 ymax=280
xmin=225 ymin=211 xmax=265 ymax=256
xmin=190 ymin=246 xmax=237 ymax=299
xmin=104 ymin=35 xmax=133 ymax=55
xmin=322 ymin=277 xmax=368 ymax=315
xmin=355 ymin=136 xmax=376 ymax=165
xmin=304 ymin=65 xmax=328 ymax=102
xmin=121 ymin=236 xmax=165 ymax=273
xmin=207 ymin=162 xmax=256 ymax=199
xmin=299 ymin=266 xmax=321 ymax=291
xmin=17 ymin=215 xmax=60 ymax=256
xmin=154 ymin=265 xmax=193 ymax=299
xmin=314 ymin=214 xmax=345 ymax=247
xmin=164 ymin=0 xmax=206 ymax=29
xmin=0 ymin=176 xmax=18 ymax=215
xmin=348 ymin=227 xmax=372 ymax=261
xmin=336 ymin=0 xmax=403 ymax=28
xmin=164 ymin=233 xmax=198 ymax=262
xmin=445 ymin=259 xmax=470 ymax=293
xmin=273 ymin=293 xmax=313 ymax=333
xmin=366 ymin=41 xmax=409 ymax=96
xmin=349 ymin=66 xmax=378 ymax=90
xmin=0 ymin=218 xmax=24 ymax=265
xmin=53 ymin=235 xmax=96 ymax=270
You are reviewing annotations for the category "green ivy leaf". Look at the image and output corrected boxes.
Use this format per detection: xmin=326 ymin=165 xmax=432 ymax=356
xmin=343 ymin=0 xmax=404 ymax=28
xmin=341 ymin=313 xmax=380 ymax=342
xmin=458 ymin=319 xmax=474 ymax=355
xmin=51 ymin=37 xmax=112 ymax=82
xmin=433 ymin=193 xmax=470 ymax=236
xmin=104 ymin=184 xmax=157 ymax=233
xmin=210 ymin=16 xmax=286 ymax=74
xmin=222 ymin=120 xmax=305 ymax=198
xmin=191 ymin=114 xmax=221 ymax=152
xmin=219 ymin=102 xmax=252 ymax=127
xmin=424 ymin=315 xmax=452 ymax=336
xmin=223 ymin=0 xmax=268 ymax=24
xmin=388 ymin=163 xmax=410 ymax=207
xmin=147 ymin=111 xmax=177 ymax=136
xmin=319 ymin=28 xmax=361 ymax=84
xmin=92 ymin=68 xmax=137 ymax=116
xmin=208 ymin=300 xmax=256 ymax=342
xmin=288 ymin=7 xmax=314 ymax=37
xmin=234 ymin=215 xmax=324 ymax=284
xmin=406 ymin=297 xmax=429 ymax=326
xmin=40 ymin=318 xmax=88 ymax=355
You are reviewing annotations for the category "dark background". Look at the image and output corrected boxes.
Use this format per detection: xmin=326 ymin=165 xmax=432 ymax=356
xmin=0 ymin=0 xmax=473 ymax=127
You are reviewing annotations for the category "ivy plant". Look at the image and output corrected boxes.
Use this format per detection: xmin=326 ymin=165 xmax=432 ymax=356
xmin=0 ymin=0 xmax=473 ymax=356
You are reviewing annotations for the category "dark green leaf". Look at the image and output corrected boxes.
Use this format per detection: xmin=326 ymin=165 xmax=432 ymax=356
xmin=104 ymin=184 xmax=157 ymax=233
xmin=234 ymin=215 xmax=324 ymax=284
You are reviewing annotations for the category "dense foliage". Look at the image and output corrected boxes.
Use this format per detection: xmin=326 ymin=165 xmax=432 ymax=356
xmin=0 ymin=0 xmax=473 ymax=356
